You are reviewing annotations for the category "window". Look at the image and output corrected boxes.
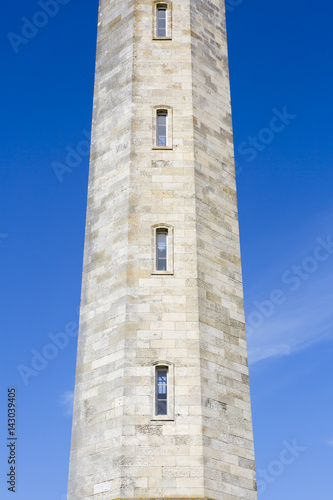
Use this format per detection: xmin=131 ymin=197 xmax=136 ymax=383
xmin=153 ymin=2 xmax=172 ymax=40
xmin=156 ymin=110 xmax=167 ymax=147
xmin=156 ymin=229 xmax=168 ymax=271
xmin=156 ymin=5 xmax=167 ymax=37
xmin=151 ymin=224 xmax=174 ymax=275
xmin=156 ymin=367 xmax=168 ymax=415
xmin=152 ymin=106 xmax=173 ymax=149
xmin=151 ymin=361 xmax=174 ymax=420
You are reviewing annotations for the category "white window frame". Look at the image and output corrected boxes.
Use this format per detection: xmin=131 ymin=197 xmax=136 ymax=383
xmin=152 ymin=106 xmax=173 ymax=150
xmin=156 ymin=228 xmax=168 ymax=271
xmin=151 ymin=224 xmax=174 ymax=275
xmin=156 ymin=110 xmax=168 ymax=148
xmin=153 ymin=1 xmax=172 ymax=40
xmin=151 ymin=361 xmax=174 ymax=421
xmin=156 ymin=367 xmax=168 ymax=415
xmin=156 ymin=4 xmax=167 ymax=38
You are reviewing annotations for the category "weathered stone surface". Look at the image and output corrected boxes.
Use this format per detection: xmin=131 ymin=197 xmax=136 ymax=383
xmin=68 ymin=1 xmax=257 ymax=499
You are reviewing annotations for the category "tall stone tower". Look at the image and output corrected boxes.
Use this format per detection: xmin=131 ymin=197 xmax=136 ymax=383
xmin=68 ymin=1 xmax=257 ymax=499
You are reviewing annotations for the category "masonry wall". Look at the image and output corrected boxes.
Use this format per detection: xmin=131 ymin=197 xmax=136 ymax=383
xmin=190 ymin=0 xmax=257 ymax=498
xmin=67 ymin=0 xmax=135 ymax=497
xmin=115 ymin=0 xmax=205 ymax=496
xmin=68 ymin=1 xmax=257 ymax=499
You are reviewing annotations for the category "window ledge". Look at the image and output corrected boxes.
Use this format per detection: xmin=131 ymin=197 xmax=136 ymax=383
xmin=152 ymin=146 xmax=173 ymax=150
xmin=153 ymin=36 xmax=172 ymax=41
xmin=151 ymin=415 xmax=174 ymax=421
xmin=151 ymin=271 xmax=174 ymax=276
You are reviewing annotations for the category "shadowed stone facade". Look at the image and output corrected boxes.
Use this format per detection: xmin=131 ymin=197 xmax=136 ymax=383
xmin=67 ymin=1 xmax=257 ymax=499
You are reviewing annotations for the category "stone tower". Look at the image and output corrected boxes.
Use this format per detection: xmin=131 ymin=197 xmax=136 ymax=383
xmin=67 ymin=1 xmax=257 ymax=499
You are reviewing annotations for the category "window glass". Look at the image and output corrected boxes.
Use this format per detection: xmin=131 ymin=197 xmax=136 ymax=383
xmin=156 ymin=230 xmax=167 ymax=271
xmin=157 ymin=6 xmax=167 ymax=37
xmin=156 ymin=368 xmax=167 ymax=415
xmin=157 ymin=111 xmax=167 ymax=147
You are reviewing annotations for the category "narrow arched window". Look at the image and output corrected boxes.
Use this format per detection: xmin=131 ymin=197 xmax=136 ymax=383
xmin=156 ymin=4 xmax=167 ymax=38
xmin=156 ymin=367 xmax=168 ymax=415
xmin=151 ymin=224 xmax=173 ymax=275
xmin=153 ymin=2 xmax=172 ymax=40
xmin=156 ymin=229 xmax=168 ymax=271
xmin=151 ymin=361 xmax=174 ymax=421
xmin=152 ymin=106 xmax=173 ymax=150
xmin=156 ymin=110 xmax=167 ymax=147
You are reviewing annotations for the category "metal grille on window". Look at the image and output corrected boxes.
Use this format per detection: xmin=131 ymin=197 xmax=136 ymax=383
xmin=156 ymin=230 xmax=167 ymax=271
xmin=156 ymin=111 xmax=167 ymax=147
xmin=156 ymin=368 xmax=167 ymax=415
xmin=156 ymin=5 xmax=167 ymax=37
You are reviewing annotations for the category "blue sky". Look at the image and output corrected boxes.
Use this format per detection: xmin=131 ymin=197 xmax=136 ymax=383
xmin=1 ymin=1 xmax=332 ymax=499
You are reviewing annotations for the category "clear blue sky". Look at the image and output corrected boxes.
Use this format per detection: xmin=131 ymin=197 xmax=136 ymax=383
xmin=1 ymin=1 xmax=332 ymax=499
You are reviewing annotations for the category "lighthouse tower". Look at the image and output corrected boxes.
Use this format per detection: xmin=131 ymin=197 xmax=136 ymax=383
xmin=67 ymin=1 xmax=257 ymax=499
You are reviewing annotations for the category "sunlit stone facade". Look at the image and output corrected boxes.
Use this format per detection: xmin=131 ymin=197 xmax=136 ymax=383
xmin=68 ymin=1 xmax=257 ymax=499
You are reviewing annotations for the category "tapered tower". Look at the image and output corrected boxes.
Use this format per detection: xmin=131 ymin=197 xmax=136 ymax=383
xmin=68 ymin=1 xmax=257 ymax=499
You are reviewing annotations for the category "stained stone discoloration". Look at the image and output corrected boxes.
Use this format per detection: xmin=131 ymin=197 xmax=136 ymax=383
xmin=68 ymin=1 xmax=257 ymax=499
xmin=206 ymin=399 xmax=227 ymax=413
